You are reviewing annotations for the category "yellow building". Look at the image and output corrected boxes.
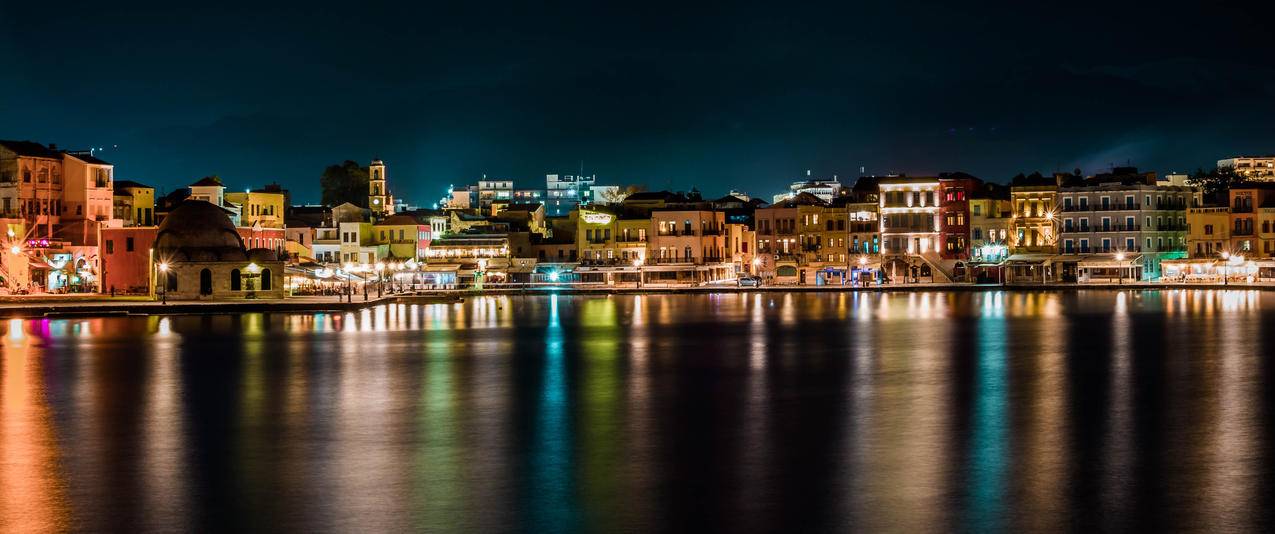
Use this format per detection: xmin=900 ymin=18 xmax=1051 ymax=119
xmin=797 ymin=202 xmax=851 ymax=284
xmin=113 ymin=180 xmax=155 ymax=226
xmin=1186 ymin=206 xmax=1230 ymax=258
xmin=225 ymin=190 xmax=285 ymax=228
xmin=576 ymin=207 xmax=648 ymax=265
xmin=373 ymin=214 xmax=429 ymax=260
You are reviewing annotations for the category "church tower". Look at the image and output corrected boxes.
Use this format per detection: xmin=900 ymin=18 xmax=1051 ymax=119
xmin=368 ymin=159 xmax=393 ymax=216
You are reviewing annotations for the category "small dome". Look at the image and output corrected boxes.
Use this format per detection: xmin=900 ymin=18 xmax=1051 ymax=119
xmin=156 ymin=200 xmax=246 ymax=262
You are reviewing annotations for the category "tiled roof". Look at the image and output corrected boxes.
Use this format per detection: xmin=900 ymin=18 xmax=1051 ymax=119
xmin=0 ymin=140 xmax=61 ymax=158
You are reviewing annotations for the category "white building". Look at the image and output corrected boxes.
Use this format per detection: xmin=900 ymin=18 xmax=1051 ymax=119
xmin=1219 ymin=156 xmax=1275 ymax=180
xmin=546 ymin=173 xmax=596 ymax=216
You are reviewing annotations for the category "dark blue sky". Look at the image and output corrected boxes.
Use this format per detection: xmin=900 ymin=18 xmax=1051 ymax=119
xmin=3 ymin=1 xmax=1273 ymax=203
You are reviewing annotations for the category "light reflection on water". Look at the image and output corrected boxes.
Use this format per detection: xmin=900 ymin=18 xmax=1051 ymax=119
xmin=1 ymin=290 xmax=1274 ymax=532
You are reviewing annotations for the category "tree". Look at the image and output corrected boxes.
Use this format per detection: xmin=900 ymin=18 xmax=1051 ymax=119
xmin=1188 ymin=166 xmax=1243 ymax=201
xmin=598 ymin=184 xmax=646 ymax=204
xmin=320 ymin=160 xmax=370 ymax=207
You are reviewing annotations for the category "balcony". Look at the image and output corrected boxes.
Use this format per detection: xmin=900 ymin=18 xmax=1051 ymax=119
xmin=1094 ymin=224 xmax=1140 ymax=232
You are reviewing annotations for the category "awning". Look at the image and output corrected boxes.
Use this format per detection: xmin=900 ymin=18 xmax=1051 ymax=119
xmin=421 ymin=263 xmax=461 ymax=272
xmin=1005 ymin=254 xmax=1056 ymax=264
xmin=1078 ymin=254 xmax=1143 ymax=269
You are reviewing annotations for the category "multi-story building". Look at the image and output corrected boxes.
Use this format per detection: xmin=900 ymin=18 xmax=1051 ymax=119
xmin=0 ymin=140 xmax=64 ymax=238
xmin=225 ymin=189 xmax=285 ymax=228
xmin=1005 ymin=173 xmax=1059 ymax=282
xmin=545 ymin=173 xmax=595 ymax=216
xmin=1227 ymin=183 xmax=1275 ymax=256
xmin=113 ymin=180 xmax=155 ymax=226
xmin=754 ymin=198 xmax=801 ymax=283
xmin=968 ymin=184 xmax=1012 ymax=263
xmin=938 ymin=173 xmax=980 ymax=262
xmin=1186 ymin=206 xmax=1231 ymax=258
xmin=1219 ymin=156 xmax=1275 ymax=180
xmin=373 ymin=214 xmax=431 ymax=260
xmin=645 ymin=209 xmax=732 ymax=284
xmin=796 ymin=198 xmax=851 ymax=285
xmin=1056 ymin=169 xmax=1190 ymax=281
xmin=478 ymin=177 xmax=514 ymax=211
xmin=61 ymin=151 xmax=115 ymax=224
xmin=879 ymin=177 xmax=947 ymax=283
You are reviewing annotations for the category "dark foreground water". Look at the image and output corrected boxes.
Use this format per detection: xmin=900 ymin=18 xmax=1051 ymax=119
xmin=3 ymin=291 xmax=1275 ymax=533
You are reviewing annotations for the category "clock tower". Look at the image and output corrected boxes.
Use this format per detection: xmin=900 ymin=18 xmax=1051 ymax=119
xmin=368 ymin=159 xmax=393 ymax=216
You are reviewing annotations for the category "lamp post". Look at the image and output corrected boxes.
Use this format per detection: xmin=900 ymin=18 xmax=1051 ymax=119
xmin=858 ymin=255 xmax=869 ymax=287
xmin=375 ymin=262 xmax=385 ymax=298
xmin=1222 ymin=251 xmax=1230 ymax=286
xmin=1114 ymin=252 xmax=1124 ymax=286
xmin=344 ymin=262 xmax=354 ymax=303
xmin=476 ymin=258 xmax=488 ymax=290
xmin=633 ymin=257 xmax=644 ymax=289
xmin=157 ymin=261 xmax=169 ymax=304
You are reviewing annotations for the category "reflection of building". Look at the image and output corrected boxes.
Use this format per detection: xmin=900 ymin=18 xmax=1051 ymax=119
xmin=151 ymin=200 xmax=285 ymax=299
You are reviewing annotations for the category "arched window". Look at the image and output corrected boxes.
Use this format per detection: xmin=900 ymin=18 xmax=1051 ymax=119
xmin=261 ymin=268 xmax=272 ymax=291
xmin=199 ymin=268 xmax=212 ymax=295
xmin=230 ymin=269 xmax=241 ymax=291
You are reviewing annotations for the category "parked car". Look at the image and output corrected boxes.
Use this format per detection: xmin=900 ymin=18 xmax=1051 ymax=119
xmin=738 ymin=276 xmax=762 ymax=287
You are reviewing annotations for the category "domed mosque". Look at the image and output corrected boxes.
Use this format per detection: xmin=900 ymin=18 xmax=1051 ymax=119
xmin=154 ymin=200 xmax=285 ymax=299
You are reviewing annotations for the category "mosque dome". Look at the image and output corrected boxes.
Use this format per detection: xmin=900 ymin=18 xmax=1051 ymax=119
xmin=155 ymin=200 xmax=247 ymax=262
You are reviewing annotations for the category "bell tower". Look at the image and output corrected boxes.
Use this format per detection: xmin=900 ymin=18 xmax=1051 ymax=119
xmin=368 ymin=159 xmax=393 ymax=216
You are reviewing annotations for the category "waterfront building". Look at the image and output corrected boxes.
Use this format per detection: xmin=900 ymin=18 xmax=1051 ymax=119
xmin=1055 ymin=168 xmax=1190 ymax=281
xmin=1219 ymin=155 xmax=1275 ymax=180
xmin=573 ymin=206 xmax=648 ymax=283
xmin=113 ymin=180 xmax=155 ymax=226
xmin=368 ymin=159 xmax=394 ymax=216
xmin=968 ymin=183 xmax=1012 ymax=281
xmin=1186 ymin=205 xmax=1231 ymax=258
xmin=1227 ymin=183 xmax=1275 ymax=256
xmin=795 ymin=196 xmax=851 ymax=285
xmin=646 ymin=209 xmax=732 ymax=284
xmin=0 ymin=140 xmax=64 ymax=238
xmin=149 ymin=200 xmax=285 ymax=299
xmin=754 ymin=198 xmax=800 ymax=283
xmin=879 ymin=177 xmax=948 ymax=283
xmin=373 ymin=214 xmax=431 ymax=261
xmin=936 ymin=172 xmax=981 ymax=280
xmin=423 ymin=230 xmax=511 ymax=285
xmin=1006 ymin=173 xmax=1059 ymax=282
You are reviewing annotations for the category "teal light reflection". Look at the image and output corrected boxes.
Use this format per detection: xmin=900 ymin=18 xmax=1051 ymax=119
xmin=528 ymin=294 xmax=578 ymax=530
xmin=969 ymin=293 xmax=1008 ymax=531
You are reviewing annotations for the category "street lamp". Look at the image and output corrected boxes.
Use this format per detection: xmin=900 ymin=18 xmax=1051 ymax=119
xmin=157 ymin=261 xmax=169 ymax=304
xmin=1222 ymin=251 xmax=1230 ymax=286
xmin=375 ymin=262 xmax=385 ymax=298
xmin=476 ymin=258 xmax=488 ymax=290
xmin=633 ymin=257 xmax=644 ymax=288
xmin=1115 ymin=252 xmax=1125 ymax=285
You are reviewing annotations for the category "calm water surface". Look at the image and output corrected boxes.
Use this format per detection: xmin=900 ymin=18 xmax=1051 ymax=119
xmin=3 ymin=291 xmax=1275 ymax=533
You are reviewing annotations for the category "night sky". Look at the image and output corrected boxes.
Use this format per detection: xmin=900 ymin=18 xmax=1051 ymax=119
xmin=3 ymin=1 xmax=1273 ymax=203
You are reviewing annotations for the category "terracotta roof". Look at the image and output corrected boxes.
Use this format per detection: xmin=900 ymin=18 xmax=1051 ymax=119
xmin=189 ymin=176 xmax=225 ymax=187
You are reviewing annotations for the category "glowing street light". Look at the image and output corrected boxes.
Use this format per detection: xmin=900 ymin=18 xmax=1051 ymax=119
xmin=633 ymin=257 xmax=644 ymax=289
xmin=157 ymin=261 xmax=170 ymax=303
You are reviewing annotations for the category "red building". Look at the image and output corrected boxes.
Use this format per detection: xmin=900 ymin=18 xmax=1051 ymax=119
xmin=100 ymin=227 xmax=158 ymax=294
xmin=938 ymin=173 xmax=982 ymax=260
